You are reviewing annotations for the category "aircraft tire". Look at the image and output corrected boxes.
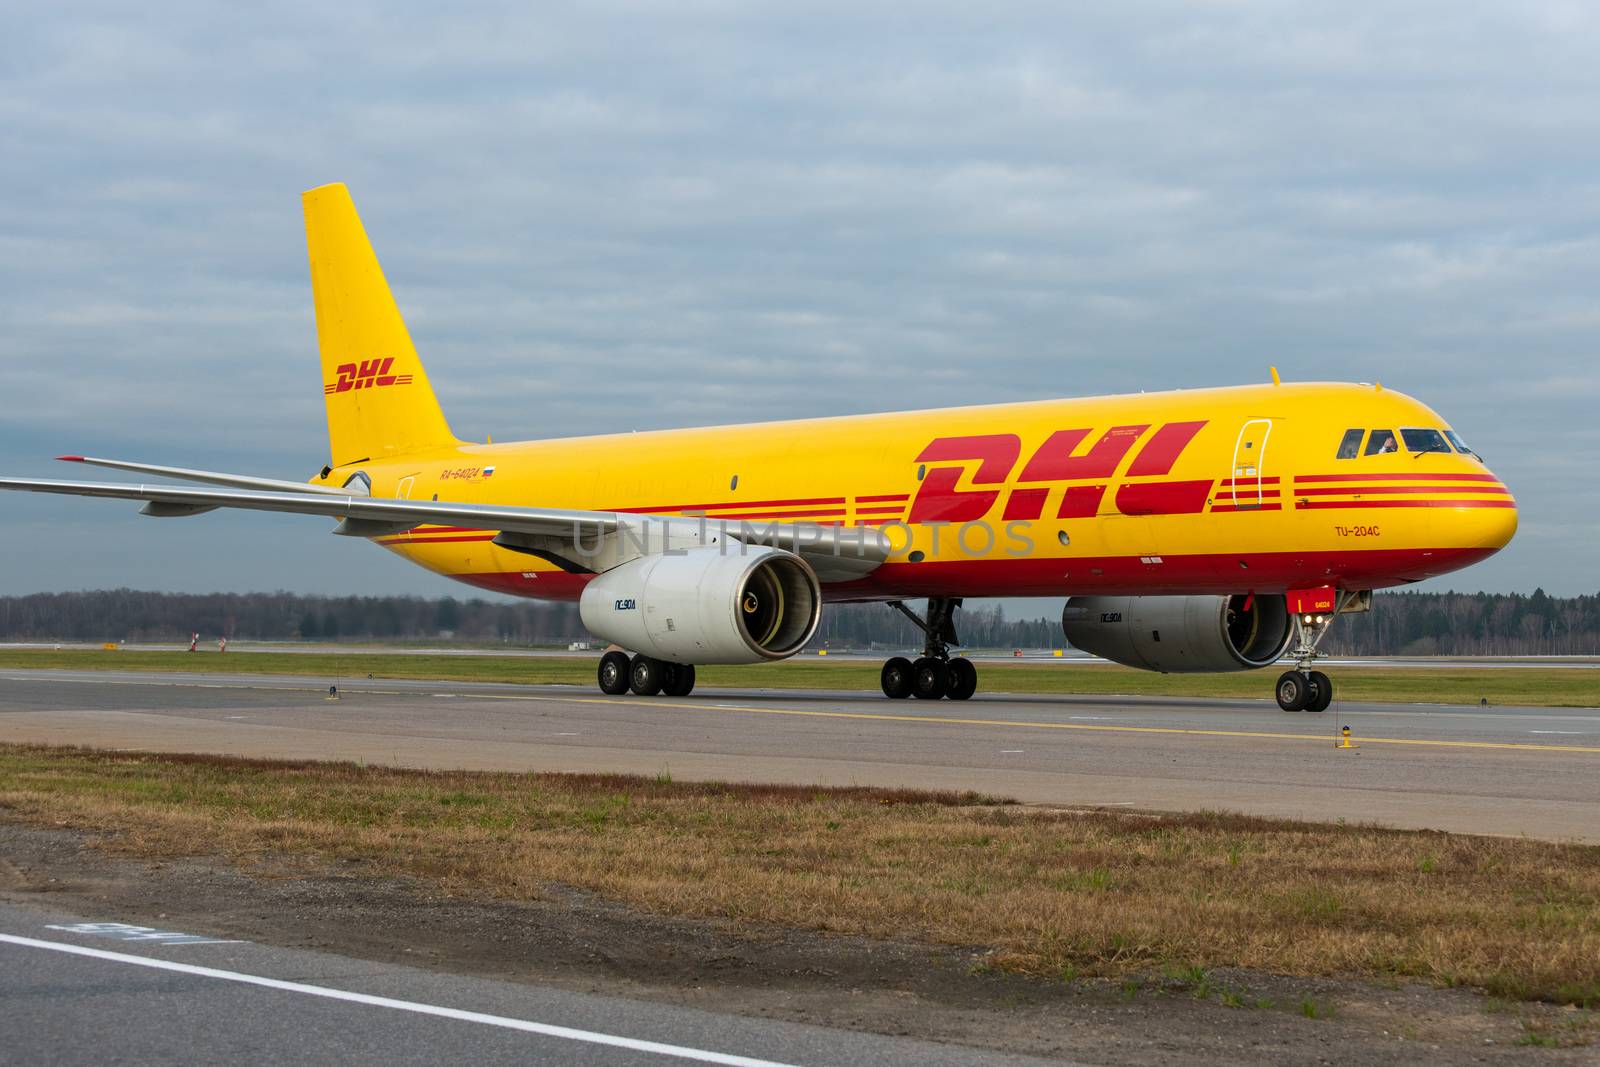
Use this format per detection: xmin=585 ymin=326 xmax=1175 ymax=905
xmin=1306 ymin=671 xmax=1333 ymax=712
xmin=882 ymin=657 xmax=914 ymax=698
xmin=629 ymin=655 xmax=665 ymax=696
xmin=911 ymin=657 xmax=950 ymax=700
xmin=1275 ymin=670 xmax=1309 ymax=712
xmin=946 ymin=657 xmax=978 ymax=701
xmin=598 ymin=651 xmax=631 ymax=695
xmin=663 ymin=663 xmax=696 ymax=697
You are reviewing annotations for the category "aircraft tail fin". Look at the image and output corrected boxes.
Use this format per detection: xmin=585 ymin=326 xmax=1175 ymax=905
xmin=302 ymin=183 xmax=458 ymax=467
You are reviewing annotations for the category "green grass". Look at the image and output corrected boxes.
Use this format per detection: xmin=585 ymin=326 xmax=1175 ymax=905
xmin=1 ymin=647 xmax=1596 ymax=706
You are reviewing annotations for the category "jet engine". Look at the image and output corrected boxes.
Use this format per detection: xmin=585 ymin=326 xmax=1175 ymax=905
xmin=1061 ymin=594 xmax=1292 ymax=673
xmin=579 ymin=546 xmax=821 ymax=664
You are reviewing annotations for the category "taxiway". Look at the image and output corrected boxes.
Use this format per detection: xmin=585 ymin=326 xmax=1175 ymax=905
xmin=2 ymin=669 xmax=1596 ymax=841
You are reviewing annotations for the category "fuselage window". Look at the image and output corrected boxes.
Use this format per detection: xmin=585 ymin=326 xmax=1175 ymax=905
xmin=1364 ymin=429 xmax=1399 ymax=456
xmin=1401 ymin=428 xmax=1452 ymax=454
xmin=1336 ymin=429 xmax=1364 ymax=459
xmin=1444 ymin=430 xmax=1479 ymax=459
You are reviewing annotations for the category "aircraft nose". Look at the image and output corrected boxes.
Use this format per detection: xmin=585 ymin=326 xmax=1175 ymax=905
xmin=1475 ymin=500 xmax=1518 ymax=550
xmin=1461 ymin=477 xmax=1518 ymax=552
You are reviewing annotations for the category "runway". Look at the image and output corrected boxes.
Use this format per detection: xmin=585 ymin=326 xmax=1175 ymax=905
xmin=10 ymin=642 xmax=1600 ymax=668
xmin=2 ymin=668 xmax=1598 ymax=841
xmin=0 ymin=899 xmax=1069 ymax=1067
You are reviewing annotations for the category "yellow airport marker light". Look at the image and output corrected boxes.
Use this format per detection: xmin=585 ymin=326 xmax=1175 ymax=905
xmin=1338 ymin=725 xmax=1356 ymax=750
xmin=817 ymin=649 xmax=827 ymax=656
xmin=1053 ymin=649 xmax=1063 ymax=657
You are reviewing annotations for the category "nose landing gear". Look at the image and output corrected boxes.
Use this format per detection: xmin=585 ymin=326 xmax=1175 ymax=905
xmin=1274 ymin=593 xmax=1362 ymax=711
xmin=879 ymin=597 xmax=977 ymax=701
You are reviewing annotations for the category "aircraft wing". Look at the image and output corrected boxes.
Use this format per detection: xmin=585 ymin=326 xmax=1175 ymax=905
xmin=54 ymin=455 xmax=357 ymax=496
xmin=0 ymin=477 xmax=889 ymax=580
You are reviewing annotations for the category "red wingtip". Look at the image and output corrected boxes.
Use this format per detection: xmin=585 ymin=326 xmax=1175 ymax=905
xmin=56 ymin=455 xmax=85 ymax=462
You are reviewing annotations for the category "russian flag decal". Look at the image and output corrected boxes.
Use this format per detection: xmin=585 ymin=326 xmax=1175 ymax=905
xmin=483 ymin=466 xmax=496 ymax=478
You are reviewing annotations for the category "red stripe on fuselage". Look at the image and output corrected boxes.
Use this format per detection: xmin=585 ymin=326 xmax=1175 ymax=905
xmin=1294 ymin=499 xmax=1516 ymax=510
xmin=1294 ymin=473 xmax=1501 ymax=483
xmin=614 ymin=496 xmax=847 ymax=514
xmin=697 ymin=509 xmax=849 ymax=521
xmin=1213 ymin=490 xmax=1281 ymax=501
xmin=1293 ymin=485 xmax=1511 ymax=496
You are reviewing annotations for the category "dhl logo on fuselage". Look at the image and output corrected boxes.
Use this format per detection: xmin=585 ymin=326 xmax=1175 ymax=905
xmin=323 ymin=357 xmax=415 ymax=395
xmin=908 ymin=421 xmax=1214 ymax=522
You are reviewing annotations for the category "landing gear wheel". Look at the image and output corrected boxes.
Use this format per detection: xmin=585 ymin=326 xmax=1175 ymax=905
xmin=1275 ymin=670 xmax=1309 ymax=712
xmin=911 ymin=657 xmax=950 ymax=700
xmin=945 ymin=657 xmax=978 ymax=701
xmin=881 ymin=657 xmax=914 ymax=699
xmin=1305 ymin=671 xmax=1333 ymax=712
xmin=663 ymin=663 xmax=696 ymax=697
xmin=629 ymin=655 xmax=664 ymax=696
xmin=597 ymin=651 xmax=631 ymax=695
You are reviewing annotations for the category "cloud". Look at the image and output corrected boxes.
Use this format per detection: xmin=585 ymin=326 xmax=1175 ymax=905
xmin=2 ymin=2 xmax=1597 ymax=596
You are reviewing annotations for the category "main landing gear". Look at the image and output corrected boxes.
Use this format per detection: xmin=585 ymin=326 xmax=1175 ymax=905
xmin=597 ymin=650 xmax=696 ymax=697
xmin=1274 ymin=598 xmax=1354 ymax=712
xmin=879 ymin=597 xmax=978 ymax=701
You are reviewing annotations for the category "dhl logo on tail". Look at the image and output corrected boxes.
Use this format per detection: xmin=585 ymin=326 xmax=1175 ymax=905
xmin=323 ymin=357 xmax=414 ymax=395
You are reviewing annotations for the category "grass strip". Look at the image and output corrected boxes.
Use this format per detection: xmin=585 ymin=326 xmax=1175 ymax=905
xmin=1 ymin=743 xmax=1596 ymax=1007
xmin=1 ymin=648 xmax=1596 ymax=707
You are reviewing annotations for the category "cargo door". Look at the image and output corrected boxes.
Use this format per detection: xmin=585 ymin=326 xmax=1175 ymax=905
xmin=1228 ymin=419 xmax=1272 ymax=510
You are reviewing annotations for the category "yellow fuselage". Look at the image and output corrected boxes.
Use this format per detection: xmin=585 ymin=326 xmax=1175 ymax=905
xmin=329 ymin=380 xmax=1515 ymax=603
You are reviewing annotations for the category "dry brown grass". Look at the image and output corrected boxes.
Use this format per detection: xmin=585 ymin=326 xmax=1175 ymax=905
xmin=2 ymin=743 xmax=1597 ymax=1006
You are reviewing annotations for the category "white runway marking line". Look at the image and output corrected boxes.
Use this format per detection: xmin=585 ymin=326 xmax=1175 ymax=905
xmin=45 ymin=922 xmax=244 ymax=945
xmin=0 ymin=933 xmax=804 ymax=1067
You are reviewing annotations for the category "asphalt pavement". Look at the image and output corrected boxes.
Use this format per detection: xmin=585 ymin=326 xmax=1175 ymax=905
xmin=0 ymin=898 xmax=1083 ymax=1066
xmin=1 ymin=668 xmax=1597 ymax=841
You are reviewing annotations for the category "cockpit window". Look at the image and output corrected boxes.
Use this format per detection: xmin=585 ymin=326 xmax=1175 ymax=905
xmin=1364 ymin=429 xmax=1398 ymax=456
xmin=1336 ymin=429 xmax=1364 ymax=459
xmin=1444 ymin=430 xmax=1478 ymax=459
xmin=1401 ymin=428 xmax=1452 ymax=454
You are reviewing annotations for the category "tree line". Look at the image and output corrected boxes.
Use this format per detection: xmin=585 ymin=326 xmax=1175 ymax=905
xmin=0 ymin=588 xmax=1595 ymax=656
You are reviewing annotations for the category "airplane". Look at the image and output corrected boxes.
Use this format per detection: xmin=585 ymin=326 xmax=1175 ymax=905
xmin=0 ymin=184 xmax=1517 ymax=711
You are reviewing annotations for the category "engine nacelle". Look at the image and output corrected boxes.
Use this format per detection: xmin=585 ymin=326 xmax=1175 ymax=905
xmin=579 ymin=546 xmax=821 ymax=664
xmin=1061 ymin=594 xmax=1292 ymax=673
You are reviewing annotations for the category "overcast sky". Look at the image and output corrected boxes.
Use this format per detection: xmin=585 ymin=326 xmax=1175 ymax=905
xmin=2 ymin=2 xmax=1597 ymax=605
